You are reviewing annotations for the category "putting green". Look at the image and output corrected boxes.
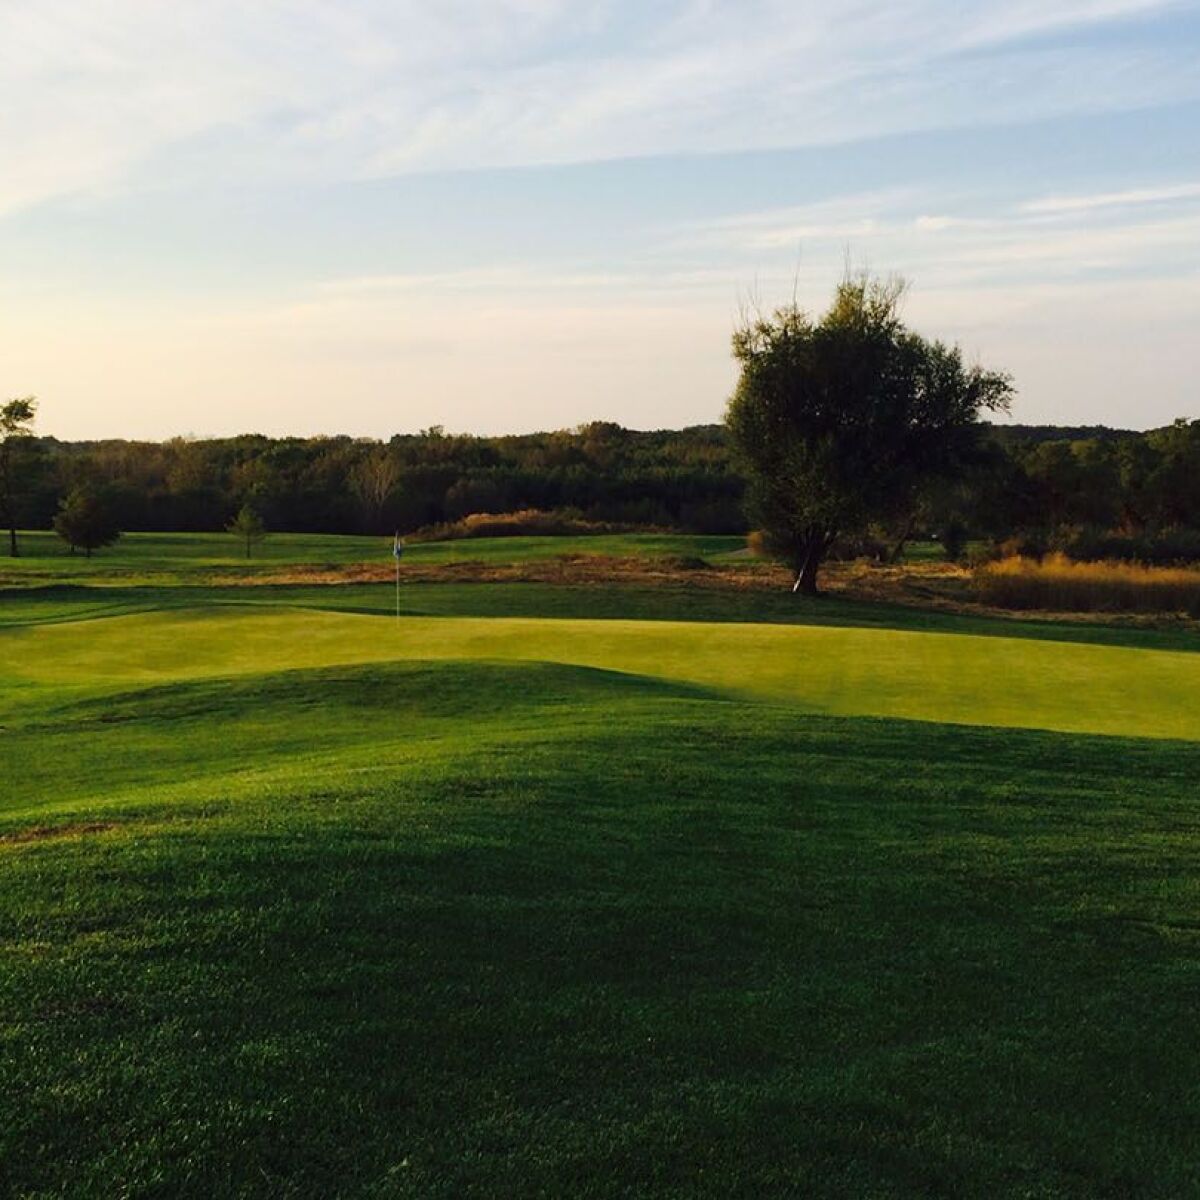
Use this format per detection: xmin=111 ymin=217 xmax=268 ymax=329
xmin=4 ymin=605 xmax=1199 ymax=740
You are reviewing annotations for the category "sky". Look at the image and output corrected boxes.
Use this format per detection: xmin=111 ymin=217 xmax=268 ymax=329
xmin=2 ymin=1 xmax=1199 ymax=440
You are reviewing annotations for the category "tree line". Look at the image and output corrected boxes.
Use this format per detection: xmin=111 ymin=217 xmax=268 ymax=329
xmin=2 ymin=419 xmax=745 ymax=553
xmin=4 ymin=377 xmax=1198 ymax=568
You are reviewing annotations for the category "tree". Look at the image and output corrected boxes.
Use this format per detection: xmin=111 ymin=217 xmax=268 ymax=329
xmin=725 ymin=274 xmax=1012 ymax=594
xmin=227 ymin=503 xmax=266 ymax=558
xmin=53 ymin=486 xmax=122 ymax=557
xmin=349 ymin=448 xmax=401 ymax=532
xmin=1 ymin=396 xmax=37 ymax=557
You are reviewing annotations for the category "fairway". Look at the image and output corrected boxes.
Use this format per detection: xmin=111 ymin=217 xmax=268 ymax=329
xmin=3 ymin=554 xmax=1200 ymax=1198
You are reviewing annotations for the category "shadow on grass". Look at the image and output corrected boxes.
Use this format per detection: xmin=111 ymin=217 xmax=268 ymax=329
xmin=3 ymin=701 xmax=1199 ymax=1196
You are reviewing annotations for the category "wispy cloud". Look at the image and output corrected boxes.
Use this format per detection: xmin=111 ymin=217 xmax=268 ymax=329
xmin=670 ymin=190 xmax=919 ymax=250
xmin=1022 ymin=182 xmax=1200 ymax=213
xmin=676 ymin=177 xmax=1200 ymax=290
xmin=1 ymin=0 xmax=1193 ymax=215
xmin=311 ymin=266 xmax=744 ymax=297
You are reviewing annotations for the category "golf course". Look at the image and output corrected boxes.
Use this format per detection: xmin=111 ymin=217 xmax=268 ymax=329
xmin=11 ymin=1 xmax=1200 ymax=1189
xmin=3 ymin=532 xmax=1199 ymax=1197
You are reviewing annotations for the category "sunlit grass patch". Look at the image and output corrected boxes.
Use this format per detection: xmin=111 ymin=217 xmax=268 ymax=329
xmin=7 ymin=605 xmax=1200 ymax=739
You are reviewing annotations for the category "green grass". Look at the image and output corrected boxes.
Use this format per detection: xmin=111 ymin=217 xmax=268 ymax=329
xmin=1 ymin=530 xmax=745 ymax=586
xmin=5 ymin=605 xmax=1200 ymax=740
xmin=3 ymin=553 xmax=1200 ymax=1196
xmin=6 ymin=579 xmax=1200 ymax=658
xmin=10 ymin=530 xmax=1197 ymax=663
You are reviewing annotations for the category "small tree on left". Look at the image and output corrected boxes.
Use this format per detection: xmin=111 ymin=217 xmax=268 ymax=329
xmin=1 ymin=396 xmax=37 ymax=557
xmin=53 ymin=486 xmax=122 ymax=557
xmin=227 ymin=503 xmax=267 ymax=558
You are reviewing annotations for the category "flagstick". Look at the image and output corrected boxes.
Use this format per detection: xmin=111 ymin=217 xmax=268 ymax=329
xmin=394 ymin=535 xmax=400 ymax=624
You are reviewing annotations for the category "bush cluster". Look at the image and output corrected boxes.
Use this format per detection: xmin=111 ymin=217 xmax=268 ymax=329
xmin=1052 ymin=527 xmax=1200 ymax=566
xmin=981 ymin=527 xmax=1200 ymax=568
xmin=404 ymin=509 xmax=654 ymax=543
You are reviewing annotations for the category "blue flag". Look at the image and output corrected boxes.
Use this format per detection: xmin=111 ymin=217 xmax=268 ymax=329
xmin=392 ymin=532 xmax=404 ymax=559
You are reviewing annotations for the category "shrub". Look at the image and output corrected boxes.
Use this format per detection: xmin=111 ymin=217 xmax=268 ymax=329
xmin=53 ymin=486 xmax=122 ymax=557
xmin=827 ymin=534 xmax=887 ymax=563
xmin=1050 ymin=526 xmax=1200 ymax=566
xmin=976 ymin=553 xmax=1200 ymax=615
xmin=405 ymin=509 xmax=658 ymax=543
xmin=992 ymin=533 xmax=1050 ymax=562
xmin=678 ymin=498 xmax=747 ymax=535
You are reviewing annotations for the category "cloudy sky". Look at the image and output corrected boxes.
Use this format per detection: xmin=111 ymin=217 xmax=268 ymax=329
xmin=2 ymin=1 xmax=1198 ymax=439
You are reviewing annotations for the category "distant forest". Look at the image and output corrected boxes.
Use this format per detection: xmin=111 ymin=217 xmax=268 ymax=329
xmin=15 ymin=418 xmax=1200 ymax=557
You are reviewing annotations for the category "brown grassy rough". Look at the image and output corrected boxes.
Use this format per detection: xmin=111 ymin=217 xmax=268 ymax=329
xmin=976 ymin=554 xmax=1200 ymax=615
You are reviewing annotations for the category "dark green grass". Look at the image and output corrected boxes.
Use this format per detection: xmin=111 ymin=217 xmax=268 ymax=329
xmin=3 ymin=660 xmax=1200 ymax=1197
xmin=2 ymin=530 xmax=745 ymax=585
xmin=5 ymin=579 xmax=1198 ymax=655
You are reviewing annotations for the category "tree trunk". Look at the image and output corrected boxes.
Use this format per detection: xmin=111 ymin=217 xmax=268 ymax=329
xmin=886 ymin=513 xmax=917 ymax=564
xmin=2 ymin=447 xmax=15 ymax=557
xmin=792 ymin=556 xmax=820 ymax=595
xmin=4 ymin=482 xmax=14 ymax=557
xmin=791 ymin=533 xmax=831 ymax=596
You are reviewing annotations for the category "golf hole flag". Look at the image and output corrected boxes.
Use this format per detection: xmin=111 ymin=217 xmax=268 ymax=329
xmin=392 ymin=532 xmax=403 ymax=621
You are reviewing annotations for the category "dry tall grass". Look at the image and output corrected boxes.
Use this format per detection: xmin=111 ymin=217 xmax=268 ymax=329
xmin=976 ymin=553 xmax=1200 ymax=615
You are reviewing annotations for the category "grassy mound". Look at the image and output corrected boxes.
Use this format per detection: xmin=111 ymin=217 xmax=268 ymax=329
xmin=6 ymin=605 xmax=1200 ymax=739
